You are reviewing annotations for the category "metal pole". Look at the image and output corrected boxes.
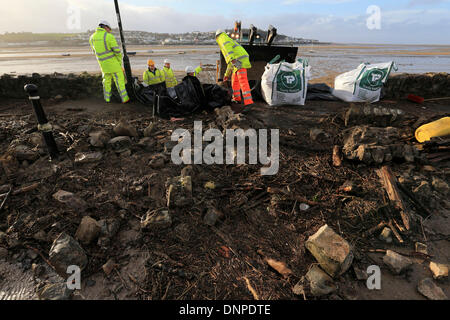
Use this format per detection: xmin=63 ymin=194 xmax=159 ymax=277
xmin=114 ymin=0 xmax=134 ymax=100
xmin=24 ymin=84 xmax=59 ymax=160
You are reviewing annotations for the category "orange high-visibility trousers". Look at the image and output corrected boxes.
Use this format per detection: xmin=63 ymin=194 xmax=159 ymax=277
xmin=231 ymin=68 xmax=254 ymax=105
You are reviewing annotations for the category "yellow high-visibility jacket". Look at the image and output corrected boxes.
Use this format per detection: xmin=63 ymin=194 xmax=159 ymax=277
xmin=143 ymin=68 xmax=165 ymax=85
xmin=163 ymin=66 xmax=178 ymax=88
xmin=193 ymin=66 xmax=202 ymax=77
xmin=216 ymin=33 xmax=251 ymax=78
xmin=89 ymin=27 xmax=123 ymax=73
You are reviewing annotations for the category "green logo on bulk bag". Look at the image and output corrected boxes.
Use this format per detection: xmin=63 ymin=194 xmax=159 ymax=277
xmin=277 ymin=70 xmax=302 ymax=93
xmin=359 ymin=68 xmax=388 ymax=91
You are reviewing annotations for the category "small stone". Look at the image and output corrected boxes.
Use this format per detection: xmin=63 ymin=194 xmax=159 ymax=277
xmin=102 ymin=259 xmax=117 ymax=276
xmin=309 ymin=128 xmax=328 ymax=141
xmin=75 ymin=216 xmax=101 ymax=245
xmin=143 ymin=123 xmax=155 ymax=137
xmin=417 ymin=278 xmax=448 ymax=300
xmin=52 ymin=190 xmax=88 ymax=213
xmin=0 ymin=247 xmax=8 ymax=259
xmin=415 ymin=242 xmax=428 ymax=255
xmin=203 ymin=207 xmax=223 ymax=226
xmin=49 ymin=232 xmax=88 ymax=277
xmin=149 ymin=157 xmax=165 ymax=169
xmin=108 ymin=136 xmax=132 ymax=153
xmin=12 ymin=145 xmax=39 ymax=161
xmin=431 ymin=177 xmax=449 ymax=194
xmin=97 ymin=218 xmax=121 ymax=238
xmin=33 ymin=230 xmax=48 ymax=242
xmin=113 ymin=121 xmax=138 ymax=137
xmin=299 ymin=203 xmax=310 ymax=211
xmin=383 ymin=250 xmax=413 ymax=274
xmin=306 ymin=265 xmax=337 ymax=296
xmin=74 ymin=151 xmax=103 ymax=164
xmin=305 ymin=224 xmax=354 ymax=277
xmin=204 ymin=181 xmax=215 ymax=189
xmin=89 ymin=130 xmax=110 ymax=148
xmin=429 ymin=262 xmax=449 ymax=280
xmin=37 ymin=282 xmax=72 ymax=300
xmin=137 ymin=137 xmax=155 ymax=151
xmin=141 ymin=209 xmax=172 ymax=230
xmin=379 ymin=227 xmax=393 ymax=244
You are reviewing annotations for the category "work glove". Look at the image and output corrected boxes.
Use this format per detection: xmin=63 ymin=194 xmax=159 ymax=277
xmin=223 ymin=76 xmax=229 ymax=82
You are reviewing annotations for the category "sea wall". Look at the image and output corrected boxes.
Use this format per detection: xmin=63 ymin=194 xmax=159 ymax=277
xmin=0 ymin=72 xmax=449 ymax=101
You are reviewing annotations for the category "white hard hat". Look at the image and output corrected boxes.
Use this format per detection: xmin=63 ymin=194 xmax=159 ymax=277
xmin=99 ymin=20 xmax=111 ymax=28
xmin=185 ymin=66 xmax=195 ymax=74
xmin=215 ymin=29 xmax=225 ymax=37
xmin=164 ymin=59 xmax=170 ymax=64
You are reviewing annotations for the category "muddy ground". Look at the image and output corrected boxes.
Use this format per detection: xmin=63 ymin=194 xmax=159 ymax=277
xmin=0 ymin=92 xmax=449 ymax=300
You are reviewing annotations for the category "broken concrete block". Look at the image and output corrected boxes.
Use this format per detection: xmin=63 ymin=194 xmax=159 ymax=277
xmin=49 ymin=232 xmax=88 ymax=277
xmin=429 ymin=262 xmax=449 ymax=280
xmin=113 ymin=121 xmax=138 ymax=137
xmin=306 ymin=265 xmax=337 ymax=296
xmin=417 ymin=278 xmax=448 ymax=300
xmin=305 ymin=224 xmax=354 ymax=277
xmin=52 ymin=190 xmax=87 ymax=213
xmin=383 ymin=250 xmax=413 ymax=274
xmin=141 ymin=209 xmax=172 ymax=230
xmin=74 ymin=151 xmax=103 ymax=164
xmin=75 ymin=216 xmax=101 ymax=245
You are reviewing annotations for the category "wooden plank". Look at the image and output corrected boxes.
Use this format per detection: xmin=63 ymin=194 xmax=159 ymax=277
xmin=376 ymin=165 xmax=412 ymax=231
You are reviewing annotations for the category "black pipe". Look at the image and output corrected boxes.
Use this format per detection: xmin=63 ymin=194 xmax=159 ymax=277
xmin=114 ymin=0 xmax=134 ymax=100
xmin=24 ymin=84 xmax=59 ymax=160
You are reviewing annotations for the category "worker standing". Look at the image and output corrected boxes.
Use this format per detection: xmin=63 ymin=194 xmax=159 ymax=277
xmin=143 ymin=59 xmax=165 ymax=86
xmin=163 ymin=59 xmax=178 ymax=88
xmin=89 ymin=20 xmax=129 ymax=104
xmin=215 ymin=29 xmax=253 ymax=112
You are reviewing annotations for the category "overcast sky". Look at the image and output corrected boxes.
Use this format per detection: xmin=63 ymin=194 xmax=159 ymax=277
xmin=0 ymin=0 xmax=449 ymax=44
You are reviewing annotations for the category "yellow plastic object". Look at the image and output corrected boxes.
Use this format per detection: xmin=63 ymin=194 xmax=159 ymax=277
xmin=415 ymin=117 xmax=450 ymax=143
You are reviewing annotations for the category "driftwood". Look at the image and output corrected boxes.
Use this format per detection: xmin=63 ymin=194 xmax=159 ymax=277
xmin=376 ymin=166 xmax=413 ymax=231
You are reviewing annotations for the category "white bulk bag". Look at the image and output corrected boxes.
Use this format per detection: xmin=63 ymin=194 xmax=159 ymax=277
xmin=333 ymin=61 xmax=398 ymax=103
xmin=261 ymin=59 xmax=311 ymax=106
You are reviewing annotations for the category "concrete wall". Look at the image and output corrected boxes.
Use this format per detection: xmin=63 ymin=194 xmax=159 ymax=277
xmin=1 ymin=72 xmax=449 ymax=101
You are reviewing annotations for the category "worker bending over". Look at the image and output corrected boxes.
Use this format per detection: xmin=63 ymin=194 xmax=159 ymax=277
xmin=215 ymin=29 xmax=253 ymax=113
xmin=143 ymin=59 xmax=165 ymax=86
xmin=89 ymin=20 xmax=129 ymax=104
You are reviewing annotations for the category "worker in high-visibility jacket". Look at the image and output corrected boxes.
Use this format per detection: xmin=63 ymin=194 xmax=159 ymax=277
xmin=185 ymin=64 xmax=203 ymax=77
xmin=215 ymin=29 xmax=253 ymax=112
xmin=89 ymin=20 xmax=129 ymax=103
xmin=143 ymin=59 xmax=165 ymax=86
xmin=163 ymin=59 xmax=177 ymax=88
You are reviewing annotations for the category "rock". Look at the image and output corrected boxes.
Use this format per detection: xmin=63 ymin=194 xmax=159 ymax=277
xmin=75 ymin=216 xmax=101 ymax=245
xmin=52 ymin=190 xmax=88 ymax=213
xmin=32 ymin=263 xmax=46 ymax=278
xmin=292 ymin=281 xmax=305 ymax=296
xmin=149 ymin=157 xmax=165 ymax=169
xmin=305 ymin=224 xmax=354 ymax=277
xmin=33 ymin=230 xmax=48 ymax=242
xmin=74 ymin=151 xmax=103 ymax=164
xmin=353 ymin=266 xmax=368 ymax=281
xmin=29 ymin=132 xmax=45 ymax=147
xmin=383 ymin=250 xmax=413 ymax=274
xmin=12 ymin=145 xmax=39 ymax=161
xmin=306 ymin=265 xmax=337 ymax=296
xmin=344 ymin=104 xmax=404 ymax=127
xmin=37 ymin=282 xmax=72 ymax=300
xmin=137 ymin=137 xmax=156 ymax=151
xmin=113 ymin=121 xmax=138 ymax=137
xmin=417 ymin=278 xmax=448 ymax=300
xmin=429 ymin=262 xmax=449 ymax=280
xmin=299 ymin=203 xmax=310 ymax=211
xmin=415 ymin=242 xmax=428 ymax=255
xmin=97 ymin=218 xmax=121 ymax=239
xmin=204 ymin=181 xmax=215 ymax=189
xmin=431 ymin=177 xmax=449 ymax=194
xmin=203 ymin=207 xmax=224 ymax=226
xmin=379 ymin=227 xmax=393 ymax=244
xmin=143 ymin=123 xmax=155 ymax=137
xmin=102 ymin=259 xmax=117 ymax=276
xmin=309 ymin=128 xmax=328 ymax=141
xmin=0 ymin=247 xmax=8 ymax=259
xmin=49 ymin=232 xmax=88 ymax=277
xmin=166 ymin=176 xmax=193 ymax=208
xmin=141 ymin=209 xmax=172 ymax=230
xmin=108 ymin=136 xmax=132 ymax=153
xmin=89 ymin=130 xmax=110 ymax=147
